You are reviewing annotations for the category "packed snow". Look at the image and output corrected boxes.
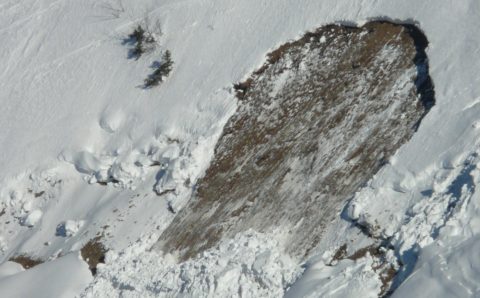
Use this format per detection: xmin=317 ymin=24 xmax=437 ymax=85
xmin=22 ymin=209 xmax=43 ymax=228
xmin=0 ymin=253 xmax=92 ymax=298
xmin=286 ymin=256 xmax=382 ymax=298
xmin=82 ymin=230 xmax=300 ymax=297
xmin=0 ymin=0 xmax=479 ymax=296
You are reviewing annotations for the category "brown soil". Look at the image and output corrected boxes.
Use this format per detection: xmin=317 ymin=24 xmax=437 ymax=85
xmin=329 ymin=243 xmax=348 ymax=263
xmin=156 ymin=21 xmax=434 ymax=261
xmin=80 ymin=236 xmax=107 ymax=275
xmin=9 ymin=255 xmax=44 ymax=269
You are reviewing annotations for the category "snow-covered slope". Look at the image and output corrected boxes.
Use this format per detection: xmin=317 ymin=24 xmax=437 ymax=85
xmin=0 ymin=0 xmax=479 ymax=297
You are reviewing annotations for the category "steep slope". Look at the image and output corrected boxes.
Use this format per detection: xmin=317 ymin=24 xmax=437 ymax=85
xmin=157 ymin=21 xmax=433 ymax=260
xmin=0 ymin=0 xmax=479 ymax=297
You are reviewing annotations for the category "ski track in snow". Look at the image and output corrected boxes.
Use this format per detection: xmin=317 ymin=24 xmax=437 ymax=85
xmin=0 ymin=0 xmax=479 ymax=296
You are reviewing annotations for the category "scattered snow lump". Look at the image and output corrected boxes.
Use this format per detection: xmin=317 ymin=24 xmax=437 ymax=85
xmin=286 ymin=256 xmax=381 ymax=298
xmin=22 ymin=210 xmax=43 ymax=227
xmin=81 ymin=231 xmax=301 ymax=297
xmin=56 ymin=220 xmax=85 ymax=237
xmin=99 ymin=108 xmax=124 ymax=134
xmin=61 ymin=134 xmax=200 ymax=194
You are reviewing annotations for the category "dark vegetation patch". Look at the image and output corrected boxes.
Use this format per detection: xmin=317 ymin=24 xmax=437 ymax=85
xmin=144 ymin=50 xmax=174 ymax=88
xmin=157 ymin=21 xmax=435 ymax=261
xmin=80 ymin=236 xmax=108 ymax=275
xmin=121 ymin=18 xmax=174 ymax=89
xmin=9 ymin=255 xmax=44 ymax=269
xmin=124 ymin=24 xmax=157 ymax=60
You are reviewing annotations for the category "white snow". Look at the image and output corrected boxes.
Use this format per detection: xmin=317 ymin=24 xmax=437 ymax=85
xmin=286 ymin=257 xmax=381 ymax=298
xmin=0 ymin=253 xmax=92 ymax=298
xmin=390 ymin=155 xmax=480 ymax=297
xmin=82 ymin=230 xmax=300 ymax=297
xmin=59 ymin=220 xmax=85 ymax=237
xmin=0 ymin=0 xmax=479 ymax=296
xmin=0 ymin=262 xmax=24 ymax=279
xmin=22 ymin=209 xmax=43 ymax=227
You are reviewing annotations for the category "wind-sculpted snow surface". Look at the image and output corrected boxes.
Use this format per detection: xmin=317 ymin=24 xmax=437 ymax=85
xmin=157 ymin=22 xmax=433 ymax=260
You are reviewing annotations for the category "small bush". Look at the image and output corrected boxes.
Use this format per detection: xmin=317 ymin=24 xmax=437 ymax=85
xmin=128 ymin=25 xmax=145 ymax=43
xmin=127 ymin=23 xmax=158 ymax=60
xmin=144 ymin=50 xmax=174 ymax=88
xmin=127 ymin=25 xmax=147 ymax=59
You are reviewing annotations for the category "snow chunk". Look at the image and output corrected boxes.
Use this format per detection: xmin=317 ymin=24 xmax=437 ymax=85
xmin=286 ymin=255 xmax=381 ymax=298
xmin=82 ymin=231 xmax=301 ymax=297
xmin=347 ymin=201 xmax=362 ymax=220
xmin=22 ymin=210 xmax=43 ymax=227
xmin=99 ymin=108 xmax=124 ymax=133
xmin=60 ymin=150 xmax=107 ymax=175
xmin=56 ymin=220 xmax=85 ymax=237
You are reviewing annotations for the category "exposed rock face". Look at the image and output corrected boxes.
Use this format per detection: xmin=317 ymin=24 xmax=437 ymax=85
xmin=156 ymin=21 xmax=434 ymax=260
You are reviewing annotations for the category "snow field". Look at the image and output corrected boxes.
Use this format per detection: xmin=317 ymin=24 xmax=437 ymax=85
xmin=0 ymin=0 xmax=479 ymax=296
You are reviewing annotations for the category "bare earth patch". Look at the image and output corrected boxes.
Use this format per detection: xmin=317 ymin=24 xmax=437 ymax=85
xmin=80 ymin=236 xmax=107 ymax=275
xmin=9 ymin=255 xmax=44 ymax=269
xmin=157 ymin=21 xmax=434 ymax=261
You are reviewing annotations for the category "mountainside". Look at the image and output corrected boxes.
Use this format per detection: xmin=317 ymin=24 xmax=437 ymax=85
xmin=0 ymin=0 xmax=479 ymax=297
xmin=157 ymin=21 xmax=433 ymax=261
